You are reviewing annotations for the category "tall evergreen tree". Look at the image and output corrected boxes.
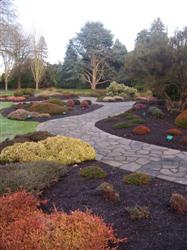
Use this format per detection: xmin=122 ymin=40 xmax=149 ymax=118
xmin=60 ymin=39 xmax=83 ymax=88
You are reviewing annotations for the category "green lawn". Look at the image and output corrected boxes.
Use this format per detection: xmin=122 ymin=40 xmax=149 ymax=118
xmin=0 ymin=102 xmax=38 ymax=142
xmin=0 ymin=90 xmax=14 ymax=96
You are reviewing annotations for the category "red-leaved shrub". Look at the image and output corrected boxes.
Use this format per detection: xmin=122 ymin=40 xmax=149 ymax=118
xmin=81 ymin=100 xmax=89 ymax=109
xmin=166 ymin=128 xmax=183 ymax=136
xmin=170 ymin=192 xmax=187 ymax=214
xmin=0 ymin=192 xmax=124 ymax=250
xmin=66 ymin=99 xmax=75 ymax=108
xmin=133 ymin=125 xmax=151 ymax=135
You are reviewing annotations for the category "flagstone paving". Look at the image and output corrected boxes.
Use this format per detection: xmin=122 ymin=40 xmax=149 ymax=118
xmin=37 ymin=98 xmax=187 ymax=185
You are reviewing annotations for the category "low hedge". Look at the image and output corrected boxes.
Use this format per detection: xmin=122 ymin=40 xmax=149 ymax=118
xmin=0 ymin=136 xmax=96 ymax=165
xmin=0 ymin=161 xmax=68 ymax=195
xmin=175 ymin=110 xmax=187 ymax=128
xmin=14 ymin=88 xmax=35 ymax=97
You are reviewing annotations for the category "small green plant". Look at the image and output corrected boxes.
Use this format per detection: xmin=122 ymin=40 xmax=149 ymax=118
xmin=148 ymin=106 xmax=164 ymax=119
xmin=80 ymin=166 xmax=107 ymax=179
xmin=113 ymin=122 xmax=131 ymax=129
xmin=96 ymin=182 xmax=120 ymax=203
xmin=14 ymin=88 xmax=35 ymax=97
xmin=126 ymin=205 xmax=151 ymax=220
xmin=129 ymin=118 xmax=145 ymax=125
xmin=106 ymin=116 xmax=119 ymax=122
xmin=123 ymin=173 xmax=151 ymax=185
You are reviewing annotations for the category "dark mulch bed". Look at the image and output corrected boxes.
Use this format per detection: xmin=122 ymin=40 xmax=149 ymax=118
xmin=41 ymin=160 xmax=187 ymax=250
xmin=96 ymin=104 xmax=187 ymax=151
xmin=1 ymin=103 xmax=103 ymax=123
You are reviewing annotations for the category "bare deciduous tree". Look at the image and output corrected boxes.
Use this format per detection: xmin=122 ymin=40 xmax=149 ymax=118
xmin=30 ymin=35 xmax=48 ymax=90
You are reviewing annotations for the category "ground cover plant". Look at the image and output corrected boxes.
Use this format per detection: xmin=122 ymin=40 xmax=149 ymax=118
xmin=0 ymin=191 xmax=120 ymax=250
xmin=0 ymin=135 xmax=96 ymax=164
xmin=96 ymin=102 xmax=187 ymax=151
xmin=0 ymin=161 xmax=68 ymax=195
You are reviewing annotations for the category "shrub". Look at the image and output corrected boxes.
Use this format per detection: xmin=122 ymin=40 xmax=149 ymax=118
xmin=133 ymin=125 xmax=151 ymax=135
xmin=123 ymin=173 xmax=151 ymax=185
xmin=106 ymin=81 xmax=138 ymax=99
xmin=166 ymin=128 xmax=183 ymax=136
xmin=148 ymin=106 xmax=164 ymax=118
xmin=175 ymin=110 xmax=187 ymax=128
xmin=2 ymin=96 xmax=26 ymax=102
xmin=126 ymin=205 xmax=151 ymax=220
xmin=8 ymin=109 xmax=50 ymax=120
xmin=28 ymin=102 xmax=68 ymax=115
xmin=170 ymin=193 xmax=187 ymax=214
xmin=133 ymin=103 xmax=146 ymax=110
xmin=0 ymin=161 xmax=68 ymax=195
xmin=81 ymin=100 xmax=89 ymax=109
xmin=0 ymin=192 xmax=122 ymax=250
xmin=73 ymin=99 xmax=81 ymax=105
xmin=102 ymin=96 xmax=116 ymax=102
xmin=96 ymin=182 xmax=120 ymax=203
xmin=14 ymin=88 xmax=35 ymax=97
xmin=66 ymin=99 xmax=75 ymax=107
xmin=0 ymin=135 xmax=96 ymax=165
xmin=113 ymin=96 xmax=124 ymax=101
xmin=113 ymin=122 xmax=131 ymax=129
xmin=83 ymin=99 xmax=92 ymax=105
xmin=180 ymin=136 xmax=187 ymax=146
xmin=130 ymin=118 xmax=145 ymax=125
xmin=48 ymin=98 xmax=66 ymax=106
xmin=80 ymin=166 xmax=107 ymax=179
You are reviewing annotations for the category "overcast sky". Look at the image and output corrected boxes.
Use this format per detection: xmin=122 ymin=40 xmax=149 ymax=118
xmin=15 ymin=0 xmax=187 ymax=63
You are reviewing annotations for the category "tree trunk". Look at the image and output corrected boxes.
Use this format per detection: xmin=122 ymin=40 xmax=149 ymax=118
xmin=5 ymin=77 xmax=8 ymax=91
xmin=35 ymin=79 xmax=39 ymax=90
xmin=17 ymin=75 xmax=21 ymax=89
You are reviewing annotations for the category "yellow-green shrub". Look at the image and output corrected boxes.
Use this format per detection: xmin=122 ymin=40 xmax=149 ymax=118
xmin=0 ymin=136 xmax=96 ymax=165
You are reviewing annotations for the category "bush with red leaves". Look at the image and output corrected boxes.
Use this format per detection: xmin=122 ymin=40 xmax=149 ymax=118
xmin=66 ymin=99 xmax=75 ymax=108
xmin=166 ymin=128 xmax=183 ymax=136
xmin=169 ymin=192 xmax=187 ymax=214
xmin=81 ymin=100 xmax=89 ymax=109
xmin=0 ymin=192 xmax=125 ymax=250
xmin=133 ymin=125 xmax=151 ymax=135
xmin=180 ymin=136 xmax=187 ymax=146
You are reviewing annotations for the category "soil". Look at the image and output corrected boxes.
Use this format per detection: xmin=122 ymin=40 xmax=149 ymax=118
xmin=1 ymin=103 xmax=103 ymax=123
xmin=96 ymin=103 xmax=187 ymax=151
xmin=41 ymin=160 xmax=187 ymax=250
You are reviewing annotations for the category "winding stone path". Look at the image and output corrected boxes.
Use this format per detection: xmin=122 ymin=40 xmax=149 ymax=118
xmin=37 ymin=98 xmax=187 ymax=185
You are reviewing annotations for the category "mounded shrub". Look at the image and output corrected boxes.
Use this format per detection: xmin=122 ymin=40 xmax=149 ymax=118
xmin=48 ymin=98 xmax=66 ymax=106
xmin=0 ymin=192 xmax=122 ymax=250
xmin=83 ymin=99 xmax=92 ymax=105
xmin=28 ymin=102 xmax=68 ymax=115
xmin=148 ymin=106 xmax=164 ymax=118
xmin=80 ymin=166 xmax=107 ymax=179
xmin=96 ymin=182 xmax=120 ymax=203
xmin=113 ymin=96 xmax=124 ymax=101
xmin=166 ymin=128 xmax=183 ymax=136
xmin=180 ymin=136 xmax=187 ymax=146
xmin=133 ymin=125 xmax=151 ymax=135
xmin=175 ymin=110 xmax=187 ymax=128
xmin=102 ymin=96 xmax=116 ymax=102
xmin=106 ymin=81 xmax=138 ymax=99
xmin=133 ymin=103 xmax=146 ymax=110
xmin=81 ymin=100 xmax=89 ymax=109
xmin=8 ymin=109 xmax=50 ymax=120
xmin=170 ymin=192 xmax=187 ymax=214
xmin=126 ymin=205 xmax=151 ymax=220
xmin=14 ymin=88 xmax=35 ymax=97
xmin=0 ymin=161 xmax=68 ymax=195
xmin=0 ymin=131 xmax=54 ymax=153
xmin=0 ymin=135 xmax=96 ymax=165
xmin=73 ymin=99 xmax=81 ymax=105
xmin=123 ymin=173 xmax=151 ymax=185
xmin=66 ymin=99 xmax=75 ymax=107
